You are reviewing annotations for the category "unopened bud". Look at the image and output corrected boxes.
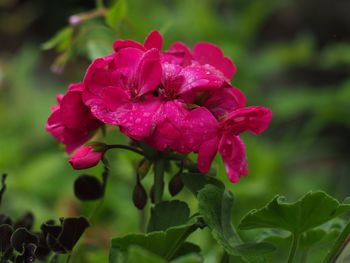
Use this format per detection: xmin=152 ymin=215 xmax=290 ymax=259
xmin=132 ymin=181 xmax=147 ymax=210
xmin=137 ymin=159 xmax=151 ymax=180
xmin=168 ymin=173 xmax=184 ymax=196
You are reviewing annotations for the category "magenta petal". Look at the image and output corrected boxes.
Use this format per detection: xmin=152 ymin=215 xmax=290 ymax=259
xmin=182 ymin=107 xmax=219 ymax=151
xmin=114 ymin=47 xmax=143 ymax=70
xmin=222 ymin=106 xmax=272 ymax=135
xmin=203 ymin=85 xmax=246 ymax=118
xmin=88 ymin=86 xmax=130 ymax=125
xmin=198 ymin=137 xmax=219 ymax=173
xmin=146 ymin=100 xmax=189 ymax=153
xmin=60 ymin=91 xmax=91 ymax=130
xmin=144 ymin=30 xmax=163 ymax=50
xmin=178 ymin=64 xmax=225 ymax=95
xmin=137 ymin=48 xmax=162 ymax=96
xmin=193 ymin=42 xmax=236 ymax=79
xmin=218 ymin=135 xmax=248 ymax=183
xmin=113 ymin=39 xmax=145 ymax=52
xmin=162 ymin=41 xmax=193 ymax=66
xmin=119 ymin=96 xmax=163 ymax=140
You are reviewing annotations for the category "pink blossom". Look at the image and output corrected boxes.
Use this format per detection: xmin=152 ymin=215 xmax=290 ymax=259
xmin=46 ymin=83 xmax=101 ymax=153
xmin=183 ymin=106 xmax=272 ymax=182
xmin=83 ymin=48 xmax=163 ymax=140
xmin=69 ymin=145 xmax=103 ymax=170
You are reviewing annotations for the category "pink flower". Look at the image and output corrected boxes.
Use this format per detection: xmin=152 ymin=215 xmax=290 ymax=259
xmin=69 ymin=145 xmax=104 ymax=170
xmin=144 ymin=59 xmax=226 ymax=153
xmin=46 ymin=83 xmax=101 ymax=153
xmin=83 ymin=48 xmax=163 ymax=140
xmin=183 ymin=106 xmax=272 ymax=182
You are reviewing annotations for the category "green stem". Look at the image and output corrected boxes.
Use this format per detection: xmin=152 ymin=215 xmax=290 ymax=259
xmin=65 ymin=254 xmax=71 ymax=263
xmin=288 ymin=233 xmax=300 ymax=263
xmin=108 ymin=144 xmax=144 ymax=156
xmin=323 ymin=220 xmax=350 ymax=263
xmin=165 ymin=224 xmax=198 ymax=260
xmin=153 ymin=158 xmax=165 ymax=204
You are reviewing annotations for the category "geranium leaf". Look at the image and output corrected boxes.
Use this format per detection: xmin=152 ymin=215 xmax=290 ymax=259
xmin=105 ymin=0 xmax=127 ymax=30
xmin=147 ymin=200 xmax=190 ymax=232
xmin=198 ymin=185 xmax=275 ymax=262
xmin=109 ymin=223 xmax=199 ymax=263
xmin=127 ymin=245 xmax=166 ymax=263
xmin=181 ymin=172 xmax=224 ymax=196
xmin=239 ymin=191 xmax=350 ymax=234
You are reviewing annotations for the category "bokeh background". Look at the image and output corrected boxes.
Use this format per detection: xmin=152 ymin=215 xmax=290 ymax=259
xmin=0 ymin=0 xmax=349 ymax=262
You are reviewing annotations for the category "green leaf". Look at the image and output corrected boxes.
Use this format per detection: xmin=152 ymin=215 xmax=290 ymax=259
xmin=147 ymin=200 xmax=190 ymax=232
xmin=181 ymin=172 xmax=224 ymax=196
xmin=239 ymin=191 xmax=350 ymax=234
xmin=41 ymin=27 xmax=73 ymax=51
xmin=198 ymin=185 xmax=275 ymax=262
xmin=105 ymin=0 xmax=127 ymax=30
xmin=170 ymin=253 xmax=203 ymax=263
xmin=110 ymin=224 xmax=199 ymax=263
xmin=127 ymin=246 xmax=166 ymax=263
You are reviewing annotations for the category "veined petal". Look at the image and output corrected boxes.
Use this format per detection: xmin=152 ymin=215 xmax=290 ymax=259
xmin=221 ymin=106 xmax=272 ymax=135
xmin=219 ymin=135 xmax=248 ymax=183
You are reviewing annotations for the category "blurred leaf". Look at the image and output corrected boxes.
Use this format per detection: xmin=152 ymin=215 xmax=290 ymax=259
xmin=171 ymin=253 xmax=202 ymax=263
xmin=41 ymin=27 xmax=73 ymax=51
xmin=147 ymin=200 xmax=190 ymax=232
xmin=105 ymin=0 xmax=127 ymax=30
xmin=239 ymin=191 xmax=350 ymax=233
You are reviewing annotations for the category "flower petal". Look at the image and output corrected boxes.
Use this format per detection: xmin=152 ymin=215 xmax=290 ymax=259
xmin=144 ymin=30 xmax=163 ymax=50
xmin=182 ymin=107 xmax=219 ymax=151
xmin=202 ymin=85 xmax=246 ymax=118
xmin=197 ymin=137 xmax=219 ymax=173
xmin=193 ymin=42 xmax=236 ymax=79
xmin=221 ymin=106 xmax=272 ymax=135
xmin=218 ymin=135 xmax=248 ymax=183
xmin=137 ymin=48 xmax=162 ymax=96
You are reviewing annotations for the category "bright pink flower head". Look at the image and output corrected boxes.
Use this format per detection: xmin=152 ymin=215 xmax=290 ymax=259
xmin=46 ymin=83 xmax=101 ymax=153
xmin=69 ymin=145 xmax=104 ymax=170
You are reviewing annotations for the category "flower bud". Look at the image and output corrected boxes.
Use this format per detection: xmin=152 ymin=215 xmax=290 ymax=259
xmin=137 ymin=159 xmax=151 ymax=180
xmin=132 ymin=181 xmax=147 ymax=210
xmin=168 ymin=173 xmax=184 ymax=197
xmin=69 ymin=145 xmax=104 ymax=170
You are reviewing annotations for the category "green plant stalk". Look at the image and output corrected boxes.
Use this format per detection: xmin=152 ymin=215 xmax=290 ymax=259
xmin=153 ymin=158 xmax=165 ymax=204
xmin=323 ymin=221 xmax=350 ymax=263
xmin=108 ymin=144 xmax=144 ymax=156
xmin=287 ymin=233 xmax=300 ymax=263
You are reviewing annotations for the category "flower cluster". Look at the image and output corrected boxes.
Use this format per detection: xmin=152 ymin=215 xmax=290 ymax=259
xmin=46 ymin=31 xmax=272 ymax=183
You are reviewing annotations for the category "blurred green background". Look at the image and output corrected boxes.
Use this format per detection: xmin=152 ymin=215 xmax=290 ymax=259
xmin=0 ymin=0 xmax=349 ymax=262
